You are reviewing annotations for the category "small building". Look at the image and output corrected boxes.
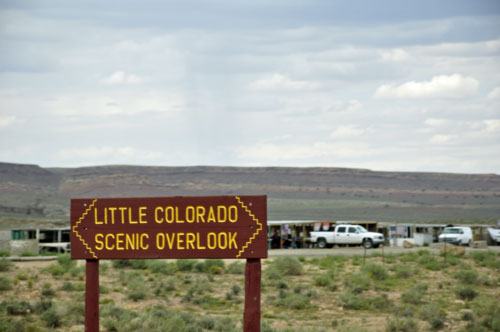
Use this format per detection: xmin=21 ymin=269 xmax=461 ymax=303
xmin=268 ymin=220 xmax=381 ymax=249
xmin=0 ymin=227 xmax=70 ymax=256
xmin=382 ymin=223 xmax=447 ymax=247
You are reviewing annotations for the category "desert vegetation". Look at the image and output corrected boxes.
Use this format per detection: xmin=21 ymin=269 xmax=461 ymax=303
xmin=0 ymin=250 xmax=499 ymax=331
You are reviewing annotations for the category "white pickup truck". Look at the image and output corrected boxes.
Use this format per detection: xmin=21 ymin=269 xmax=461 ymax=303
xmin=310 ymin=224 xmax=385 ymax=249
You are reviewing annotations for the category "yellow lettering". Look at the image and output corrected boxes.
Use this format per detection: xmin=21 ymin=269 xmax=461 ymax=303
xmin=140 ymin=233 xmax=149 ymax=250
xmin=166 ymin=233 xmax=175 ymax=249
xmin=177 ymin=232 xmax=185 ymax=249
xmin=156 ymin=233 xmax=165 ymax=249
xmin=108 ymin=207 xmax=117 ymax=224
xmin=94 ymin=208 xmax=103 ymax=224
xmin=175 ymin=207 xmax=184 ymax=223
xmin=128 ymin=207 xmax=137 ymax=224
xmin=218 ymin=232 xmax=227 ymax=249
xmin=186 ymin=206 xmax=195 ymax=223
xmin=207 ymin=207 xmax=216 ymax=223
xmin=196 ymin=206 xmax=205 ymax=222
xmin=196 ymin=232 xmax=206 ymax=249
xmin=229 ymin=205 xmax=238 ymax=222
xmin=155 ymin=207 xmax=164 ymax=223
xmin=116 ymin=233 xmax=124 ymax=250
xmin=229 ymin=232 xmax=238 ymax=249
xmin=119 ymin=207 xmax=127 ymax=224
xmin=165 ymin=206 xmax=174 ymax=223
xmin=95 ymin=234 xmax=104 ymax=250
xmin=186 ymin=233 xmax=195 ymax=249
xmin=207 ymin=232 xmax=216 ymax=249
xmin=139 ymin=207 xmax=147 ymax=224
xmin=105 ymin=234 xmax=115 ymax=250
xmin=217 ymin=206 xmax=227 ymax=222
xmin=125 ymin=233 xmax=135 ymax=249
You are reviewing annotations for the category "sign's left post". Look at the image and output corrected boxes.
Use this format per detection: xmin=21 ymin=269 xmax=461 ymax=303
xmin=85 ymin=259 xmax=99 ymax=332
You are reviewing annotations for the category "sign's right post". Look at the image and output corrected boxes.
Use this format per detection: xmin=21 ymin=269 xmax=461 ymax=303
xmin=244 ymin=258 xmax=261 ymax=332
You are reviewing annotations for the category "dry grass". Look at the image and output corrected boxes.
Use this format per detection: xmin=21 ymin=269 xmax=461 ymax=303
xmin=0 ymin=250 xmax=499 ymax=331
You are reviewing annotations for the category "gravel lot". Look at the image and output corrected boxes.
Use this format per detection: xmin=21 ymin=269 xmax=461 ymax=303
xmin=268 ymin=245 xmax=500 ymax=258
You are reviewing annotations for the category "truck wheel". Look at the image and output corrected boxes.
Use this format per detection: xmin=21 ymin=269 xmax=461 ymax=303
xmin=362 ymin=238 xmax=373 ymax=249
xmin=317 ymin=238 xmax=327 ymax=249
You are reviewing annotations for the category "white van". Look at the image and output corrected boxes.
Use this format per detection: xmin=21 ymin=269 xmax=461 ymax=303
xmin=438 ymin=227 xmax=473 ymax=246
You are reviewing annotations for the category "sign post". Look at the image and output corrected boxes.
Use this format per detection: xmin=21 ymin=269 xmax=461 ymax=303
xmin=85 ymin=260 xmax=99 ymax=332
xmin=71 ymin=195 xmax=267 ymax=332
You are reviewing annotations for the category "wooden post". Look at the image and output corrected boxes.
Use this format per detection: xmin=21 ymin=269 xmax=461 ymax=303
xmin=244 ymin=258 xmax=261 ymax=332
xmin=85 ymin=259 xmax=99 ymax=332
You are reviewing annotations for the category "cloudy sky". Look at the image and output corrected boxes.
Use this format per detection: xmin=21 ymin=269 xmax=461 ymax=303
xmin=1 ymin=0 xmax=499 ymax=174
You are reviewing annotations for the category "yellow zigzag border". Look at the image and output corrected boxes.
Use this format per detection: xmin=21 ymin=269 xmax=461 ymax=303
xmin=72 ymin=199 xmax=98 ymax=259
xmin=235 ymin=196 xmax=262 ymax=258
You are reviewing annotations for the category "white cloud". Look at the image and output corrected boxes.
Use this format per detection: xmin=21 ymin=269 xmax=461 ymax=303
xmin=374 ymin=74 xmax=479 ymax=99
xmin=484 ymin=119 xmax=500 ymax=133
xmin=379 ymin=48 xmax=409 ymax=61
xmin=100 ymin=71 xmax=143 ymax=85
xmin=46 ymin=92 xmax=184 ymax=116
xmin=57 ymin=146 xmax=163 ymax=162
xmin=249 ymin=73 xmax=320 ymax=91
xmin=331 ymin=125 xmax=365 ymax=139
xmin=429 ymin=134 xmax=458 ymax=145
xmin=0 ymin=116 xmax=18 ymax=128
xmin=236 ymin=141 xmax=373 ymax=162
xmin=424 ymin=118 xmax=447 ymax=127
xmin=487 ymin=86 xmax=500 ymax=99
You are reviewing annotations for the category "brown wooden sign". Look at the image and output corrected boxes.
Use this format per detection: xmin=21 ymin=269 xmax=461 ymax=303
xmin=70 ymin=195 xmax=267 ymax=260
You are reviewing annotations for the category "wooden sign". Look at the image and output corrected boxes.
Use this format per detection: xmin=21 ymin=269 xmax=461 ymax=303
xmin=71 ymin=195 xmax=267 ymax=260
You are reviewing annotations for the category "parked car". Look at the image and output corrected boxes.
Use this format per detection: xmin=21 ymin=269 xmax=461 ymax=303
xmin=310 ymin=224 xmax=385 ymax=249
xmin=438 ymin=226 xmax=472 ymax=246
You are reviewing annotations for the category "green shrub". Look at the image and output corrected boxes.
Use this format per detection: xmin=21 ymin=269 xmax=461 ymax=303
xmin=273 ymin=257 xmax=303 ymax=275
xmin=226 ymin=261 xmax=245 ymax=274
xmin=146 ymin=260 xmax=177 ymax=275
xmin=0 ymin=251 xmax=9 ymax=257
xmin=454 ymin=270 xmax=479 ymax=285
xmin=0 ymin=276 xmax=13 ymax=291
xmin=195 ymin=259 xmax=225 ymax=274
xmin=41 ymin=308 xmax=62 ymax=328
xmin=393 ymin=304 xmax=415 ymax=318
xmin=275 ymin=292 xmax=310 ymax=310
xmin=338 ymin=292 xmax=366 ymax=311
xmin=361 ymin=262 xmax=389 ymax=280
xmin=391 ymin=264 xmax=413 ymax=279
xmin=60 ymin=281 xmax=75 ymax=292
xmin=385 ymin=318 xmax=418 ymax=332
xmin=56 ymin=254 xmax=75 ymax=270
xmin=112 ymin=259 xmax=133 ymax=269
xmin=41 ymin=284 xmax=56 ymax=298
xmin=352 ymin=255 xmax=363 ymax=266
xmin=0 ymin=317 xmax=26 ymax=332
xmin=471 ymin=295 xmax=500 ymax=331
xmin=344 ymin=272 xmax=371 ymax=294
xmin=45 ymin=264 xmax=65 ymax=277
xmin=419 ymin=303 xmax=447 ymax=330
xmin=317 ymin=255 xmax=347 ymax=269
xmin=455 ymin=286 xmax=477 ymax=301
xmin=401 ymin=284 xmax=427 ymax=305
xmin=0 ymin=258 xmax=13 ymax=272
xmin=314 ymin=272 xmax=334 ymax=288
xmin=176 ymin=259 xmax=196 ymax=271
xmin=127 ymin=276 xmax=148 ymax=301
xmin=130 ymin=259 xmax=149 ymax=269
xmin=469 ymin=251 xmax=500 ymax=269
xmin=418 ymin=254 xmax=442 ymax=271
xmin=5 ymin=301 xmax=33 ymax=315
xmin=33 ymin=300 xmax=53 ymax=315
